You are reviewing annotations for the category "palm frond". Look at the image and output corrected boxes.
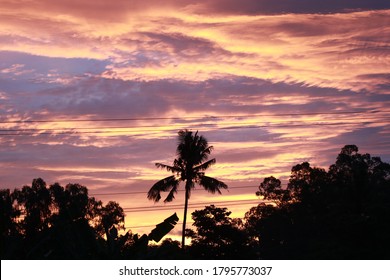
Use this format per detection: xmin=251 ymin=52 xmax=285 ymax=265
xmin=164 ymin=183 xmax=179 ymax=203
xmin=155 ymin=163 xmax=182 ymax=173
xmin=194 ymin=158 xmax=216 ymax=172
xmin=198 ymin=175 xmax=228 ymax=194
xmin=198 ymin=136 xmax=211 ymax=152
xmin=173 ymin=158 xmax=185 ymax=170
xmin=147 ymin=176 xmax=180 ymax=202
xmin=201 ymin=145 xmax=213 ymax=157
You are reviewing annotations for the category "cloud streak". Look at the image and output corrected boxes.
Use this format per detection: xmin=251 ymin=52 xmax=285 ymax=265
xmin=190 ymin=0 xmax=390 ymax=15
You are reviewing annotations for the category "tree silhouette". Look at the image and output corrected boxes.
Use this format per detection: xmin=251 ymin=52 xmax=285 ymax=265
xmin=16 ymin=178 xmax=52 ymax=238
xmin=328 ymin=144 xmax=371 ymax=214
xmin=244 ymin=203 xmax=291 ymax=259
xmin=147 ymin=130 xmax=227 ymax=249
xmin=2 ymin=144 xmax=388 ymax=259
xmin=1 ymin=178 xmax=183 ymax=259
xmin=256 ymin=176 xmax=290 ymax=205
xmin=287 ymin=162 xmax=328 ymax=208
xmin=245 ymin=145 xmax=390 ymax=259
xmin=1 ymin=189 xmax=22 ymax=258
xmin=50 ymin=182 xmax=90 ymax=222
xmin=187 ymin=205 xmax=253 ymax=259
xmin=148 ymin=238 xmax=183 ymax=259
xmin=0 ymin=189 xmax=20 ymax=237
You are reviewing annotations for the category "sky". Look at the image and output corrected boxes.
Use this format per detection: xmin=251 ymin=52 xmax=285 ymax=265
xmin=1 ymin=0 xmax=390 ymax=240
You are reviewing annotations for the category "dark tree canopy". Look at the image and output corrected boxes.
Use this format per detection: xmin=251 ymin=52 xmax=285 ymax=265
xmin=1 ymin=144 xmax=389 ymax=260
xmin=187 ymin=205 xmax=254 ymax=259
xmin=246 ymin=145 xmax=390 ymax=259
xmin=0 ymin=179 xmax=177 ymax=259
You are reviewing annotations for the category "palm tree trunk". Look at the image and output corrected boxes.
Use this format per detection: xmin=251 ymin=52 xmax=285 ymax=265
xmin=181 ymin=181 xmax=190 ymax=249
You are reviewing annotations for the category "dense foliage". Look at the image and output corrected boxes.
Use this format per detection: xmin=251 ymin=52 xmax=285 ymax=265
xmin=1 ymin=145 xmax=389 ymax=259
xmin=244 ymin=145 xmax=390 ymax=259
xmin=0 ymin=180 xmax=178 ymax=259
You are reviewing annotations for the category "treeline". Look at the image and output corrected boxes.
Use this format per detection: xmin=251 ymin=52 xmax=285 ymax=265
xmin=1 ymin=145 xmax=390 ymax=259
xmin=188 ymin=145 xmax=390 ymax=259
xmin=0 ymin=179 xmax=178 ymax=259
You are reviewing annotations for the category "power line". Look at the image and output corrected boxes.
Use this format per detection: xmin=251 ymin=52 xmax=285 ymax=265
xmin=0 ymin=109 xmax=385 ymax=124
xmin=125 ymin=200 xmax=272 ymax=230
xmin=1 ymin=109 xmax=388 ymax=137
xmin=1 ymin=119 xmax=388 ymax=133
xmin=123 ymin=199 xmax=258 ymax=211
xmin=90 ymin=185 xmax=258 ymax=196
xmin=2 ymin=115 xmax=387 ymax=133
xmin=1 ymin=119 xmax=389 ymax=137
xmin=122 ymin=198 xmax=260 ymax=212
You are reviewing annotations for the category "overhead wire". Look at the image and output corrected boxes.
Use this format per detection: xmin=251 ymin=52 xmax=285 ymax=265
xmin=89 ymin=185 xmax=259 ymax=196
xmin=124 ymin=200 xmax=266 ymax=230
xmin=124 ymin=199 xmax=276 ymax=230
xmin=1 ymin=119 xmax=388 ymax=132
xmin=0 ymin=109 xmax=385 ymax=124
xmin=1 ymin=119 xmax=389 ymax=137
xmin=1 ymin=115 xmax=388 ymax=133
xmin=123 ymin=201 xmax=261 ymax=213
xmin=0 ymin=109 xmax=388 ymax=138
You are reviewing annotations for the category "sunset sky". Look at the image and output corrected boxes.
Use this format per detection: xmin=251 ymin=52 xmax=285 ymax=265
xmin=1 ymin=0 xmax=390 ymax=240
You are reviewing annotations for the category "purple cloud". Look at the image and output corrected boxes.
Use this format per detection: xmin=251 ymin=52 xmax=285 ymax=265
xmin=196 ymin=0 xmax=390 ymax=15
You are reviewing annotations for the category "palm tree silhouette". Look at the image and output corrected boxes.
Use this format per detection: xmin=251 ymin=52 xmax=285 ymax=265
xmin=147 ymin=130 xmax=227 ymax=249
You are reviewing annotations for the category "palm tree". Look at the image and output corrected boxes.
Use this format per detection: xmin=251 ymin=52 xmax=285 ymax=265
xmin=147 ymin=129 xmax=227 ymax=249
